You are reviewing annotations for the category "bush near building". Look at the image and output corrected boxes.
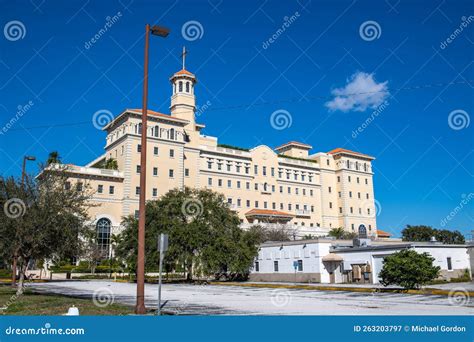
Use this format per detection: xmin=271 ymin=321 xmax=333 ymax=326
xmin=379 ymin=249 xmax=441 ymax=289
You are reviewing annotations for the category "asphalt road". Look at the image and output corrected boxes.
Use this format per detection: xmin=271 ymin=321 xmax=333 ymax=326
xmin=29 ymin=281 xmax=474 ymax=315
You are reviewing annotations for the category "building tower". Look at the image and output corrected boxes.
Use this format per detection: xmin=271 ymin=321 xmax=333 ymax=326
xmin=169 ymin=47 xmax=197 ymax=127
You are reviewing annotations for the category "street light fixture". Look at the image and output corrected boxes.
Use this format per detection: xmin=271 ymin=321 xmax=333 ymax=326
xmin=13 ymin=155 xmax=36 ymax=286
xmin=135 ymin=23 xmax=169 ymax=315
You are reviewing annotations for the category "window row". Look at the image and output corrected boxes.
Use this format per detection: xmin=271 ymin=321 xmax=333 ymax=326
xmin=227 ymin=197 xmax=315 ymax=212
xmin=207 ymin=161 xmax=315 ymax=183
xmin=337 ymin=175 xmax=369 ymax=185
xmin=207 ymin=177 xmax=315 ymax=196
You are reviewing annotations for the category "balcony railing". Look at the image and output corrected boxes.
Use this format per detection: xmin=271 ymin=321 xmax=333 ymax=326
xmin=295 ymin=209 xmax=311 ymax=217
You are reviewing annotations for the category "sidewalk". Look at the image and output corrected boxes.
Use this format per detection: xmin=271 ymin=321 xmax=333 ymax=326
xmin=212 ymin=281 xmax=474 ymax=296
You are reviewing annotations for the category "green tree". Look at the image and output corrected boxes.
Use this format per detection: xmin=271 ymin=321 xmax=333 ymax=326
xmin=115 ymin=187 xmax=258 ymax=281
xmin=379 ymin=249 xmax=440 ymax=289
xmin=47 ymin=151 xmax=61 ymax=165
xmin=103 ymin=158 xmax=118 ymax=170
xmin=401 ymin=225 xmax=464 ymax=244
xmin=0 ymin=170 xmax=93 ymax=295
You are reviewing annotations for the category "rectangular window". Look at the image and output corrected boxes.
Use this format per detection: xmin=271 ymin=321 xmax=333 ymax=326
xmin=339 ymin=207 xmax=343 ymax=214
xmin=135 ymin=187 xmax=140 ymax=195
xmin=228 ymin=180 xmax=232 ymax=188
xmin=263 ymin=166 xmax=267 ymax=176
xmin=153 ymin=167 xmax=158 ymax=176
xmin=185 ymin=169 xmax=189 ymax=177
xmin=227 ymin=164 xmax=231 ymax=172
xmin=255 ymin=262 xmax=259 ymax=272
xmin=254 ymin=165 xmax=258 ymax=175
xmin=272 ymin=202 xmax=276 ymax=210
xmin=246 ymin=200 xmax=250 ymax=208
xmin=297 ymin=260 xmax=303 ymax=272
xmin=357 ymin=177 xmax=360 ymax=184
xmin=76 ymin=182 xmax=83 ymax=191
xmin=280 ymin=186 xmax=283 ymax=193
xmin=246 ymin=182 xmax=250 ymax=190
xmin=207 ymin=162 xmax=212 ymax=169
xmin=264 ymin=201 xmax=268 ymax=209
xmin=218 ymin=179 xmax=223 ymax=187
xmin=169 ymin=149 xmax=175 ymax=158
xmin=152 ymin=188 xmax=157 ymax=197
xmin=237 ymin=181 xmax=241 ymax=188
xmin=169 ymin=169 xmax=174 ymax=178
xmin=328 ymin=186 xmax=332 ymax=193
xmin=255 ymin=201 xmax=259 ymax=208
xmin=326 ymin=159 xmax=330 ymax=166
xmin=109 ymin=186 xmax=115 ymax=194
xmin=134 ymin=210 xmax=139 ymax=219
xmin=288 ymin=187 xmax=291 ymax=194
xmin=329 ymin=202 xmax=333 ymax=209
xmin=274 ymin=261 xmax=279 ymax=272
xmin=137 ymin=144 xmax=141 ymax=152
xmin=310 ymin=190 xmax=313 ymax=196
xmin=208 ymin=178 xmax=212 ymax=186
xmin=136 ymin=165 xmax=141 ymax=174
xmin=447 ymin=257 xmax=452 ymax=270
xmin=365 ymin=178 xmax=368 ymax=185
xmin=254 ymin=183 xmax=258 ymax=191
xmin=271 ymin=167 xmax=275 ymax=177
xmin=237 ymin=198 xmax=241 ymax=207
xmin=98 ymin=184 xmax=103 ymax=193
xmin=348 ymin=176 xmax=351 ymax=182
xmin=154 ymin=147 xmax=159 ymax=155
xmin=349 ymin=191 xmax=352 ymax=198
xmin=337 ymin=176 xmax=340 ymax=182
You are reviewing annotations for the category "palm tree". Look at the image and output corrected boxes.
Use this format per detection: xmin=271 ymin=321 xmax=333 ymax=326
xmin=104 ymin=158 xmax=118 ymax=170
xmin=47 ymin=151 xmax=61 ymax=165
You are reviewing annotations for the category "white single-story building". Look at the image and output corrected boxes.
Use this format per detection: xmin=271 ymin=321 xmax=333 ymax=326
xmin=249 ymin=238 xmax=472 ymax=284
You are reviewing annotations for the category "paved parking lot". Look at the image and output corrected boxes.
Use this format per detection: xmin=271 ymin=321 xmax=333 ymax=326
xmin=29 ymin=281 xmax=473 ymax=315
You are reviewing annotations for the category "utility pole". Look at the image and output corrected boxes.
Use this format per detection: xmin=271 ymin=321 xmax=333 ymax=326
xmin=135 ymin=23 xmax=169 ymax=315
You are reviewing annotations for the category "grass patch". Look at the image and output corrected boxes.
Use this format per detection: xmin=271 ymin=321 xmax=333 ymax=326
xmin=0 ymin=285 xmax=132 ymax=315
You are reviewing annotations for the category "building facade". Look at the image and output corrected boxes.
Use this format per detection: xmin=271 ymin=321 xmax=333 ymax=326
xmin=57 ymin=62 xmax=378 ymax=251
xmin=250 ymin=239 xmax=472 ymax=284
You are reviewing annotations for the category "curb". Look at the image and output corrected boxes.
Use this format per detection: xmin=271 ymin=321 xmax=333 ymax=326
xmin=211 ymin=281 xmax=474 ymax=297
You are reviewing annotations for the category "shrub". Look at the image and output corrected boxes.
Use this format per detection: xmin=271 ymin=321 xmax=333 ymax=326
xmin=379 ymin=249 xmax=440 ymax=289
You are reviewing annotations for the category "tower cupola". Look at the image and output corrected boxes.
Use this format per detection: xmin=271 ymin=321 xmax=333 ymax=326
xmin=169 ymin=47 xmax=197 ymax=125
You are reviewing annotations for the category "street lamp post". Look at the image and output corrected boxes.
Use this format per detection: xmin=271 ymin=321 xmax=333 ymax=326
xmin=12 ymin=155 xmax=36 ymax=286
xmin=135 ymin=23 xmax=169 ymax=315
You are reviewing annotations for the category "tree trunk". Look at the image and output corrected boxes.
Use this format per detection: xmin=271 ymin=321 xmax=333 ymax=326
xmin=16 ymin=259 xmax=29 ymax=297
xmin=186 ymin=261 xmax=193 ymax=282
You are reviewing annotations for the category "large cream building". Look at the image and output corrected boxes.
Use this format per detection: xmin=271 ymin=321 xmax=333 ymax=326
xmin=58 ymin=61 xmax=378 ymax=253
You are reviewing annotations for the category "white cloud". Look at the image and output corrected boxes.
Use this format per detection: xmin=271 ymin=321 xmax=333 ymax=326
xmin=325 ymin=72 xmax=389 ymax=112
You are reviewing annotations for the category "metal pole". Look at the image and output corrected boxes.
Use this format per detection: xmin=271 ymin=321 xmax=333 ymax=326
xmin=157 ymin=251 xmax=164 ymax=315
xmin=135 ymin=23 xmax=150 ymax=315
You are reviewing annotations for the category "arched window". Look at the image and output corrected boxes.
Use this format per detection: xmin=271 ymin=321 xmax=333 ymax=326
xmin=96 ymin=218 xmax=111 ymax=257
xmin=186 ymin=82 xmax=190 ymax=93
xmin=170 ymin=128 xmax=175 ymax=140
xmin=179 ymin=81 xmax=183 ymax=92
xmin=154 ymin=125 xmax=159 ymax=137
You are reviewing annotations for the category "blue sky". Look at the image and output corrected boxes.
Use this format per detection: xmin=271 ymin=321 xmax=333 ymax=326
xmin=0 ymin=0 xmax=473 ymax=237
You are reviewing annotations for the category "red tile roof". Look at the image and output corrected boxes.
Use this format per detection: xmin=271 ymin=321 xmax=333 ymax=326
xmin=275 ymin=141 xmax=312 ymax=150
xmin=173 ymin=69 xmax=195 ymax=76
xmin=328 ymin=148 xmax=374 ymax=159
xmin=245 ymin=209 xmax=294 ymax=218
xmin=377 ymin=229 xmax=392 ymax=238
